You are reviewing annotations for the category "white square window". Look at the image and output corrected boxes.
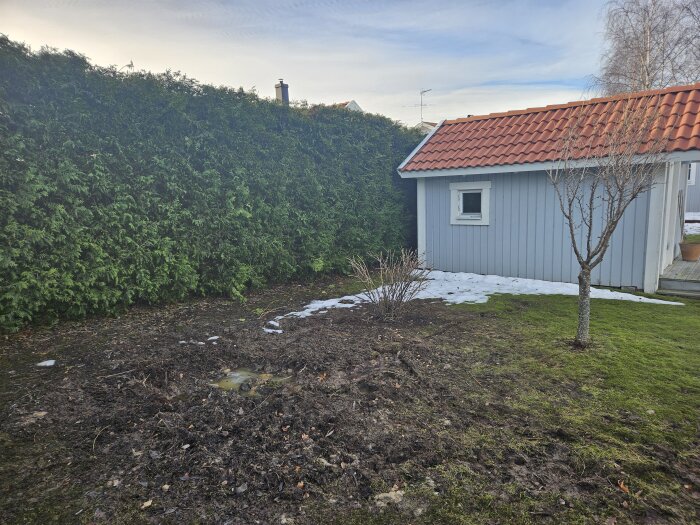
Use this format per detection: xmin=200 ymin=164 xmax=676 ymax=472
xmin=450 ymin=181 xmax=491 ymax=226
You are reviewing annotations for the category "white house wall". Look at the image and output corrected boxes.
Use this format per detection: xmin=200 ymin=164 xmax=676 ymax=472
xmin=423 ymin=171 xmax=650 ymax=289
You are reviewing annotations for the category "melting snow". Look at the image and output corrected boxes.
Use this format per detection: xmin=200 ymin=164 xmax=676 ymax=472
xmin=262 ymin=270 xmax=681 ymax=333
xmin=36 ymin=360 xmax=56 ymax=367
xmin=207 ymin=336 xmax=220 ymax=341
xmin=686 ymin=212 xmax=700 ymax=221
xmin=686 ymin=222 xmax=700 ymax=235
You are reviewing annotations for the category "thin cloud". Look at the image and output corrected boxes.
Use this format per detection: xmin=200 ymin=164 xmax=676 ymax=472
xmin=0 ymin=0 xmax=607 ymax=124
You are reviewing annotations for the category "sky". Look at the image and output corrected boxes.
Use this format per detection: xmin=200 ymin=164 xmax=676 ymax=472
xmin=0 ymin=0 xmax=609 ymax=125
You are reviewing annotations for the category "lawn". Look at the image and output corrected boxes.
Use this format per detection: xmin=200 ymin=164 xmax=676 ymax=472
xmin=1 ymin=276 xmax=698 ymax=524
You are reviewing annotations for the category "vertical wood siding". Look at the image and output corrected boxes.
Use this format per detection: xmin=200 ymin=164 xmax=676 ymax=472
xmin=424 ymin=171 xmax=650 ymax=289
xmin=687 ymin=164 xmax=700 ymax=212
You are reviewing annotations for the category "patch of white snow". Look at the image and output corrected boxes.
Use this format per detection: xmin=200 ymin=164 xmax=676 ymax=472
xmin=207 ymin=336 xmax=220 ymax=341
xmin=36 ymin=360 xmax=56 ymax=367
xmin=685 ymin=222 xmax=700 ymax=235
xmin=260 ymin=271 xmax=681 ymax=333
xmin=685 ymin=212 xmax=700 ymax=221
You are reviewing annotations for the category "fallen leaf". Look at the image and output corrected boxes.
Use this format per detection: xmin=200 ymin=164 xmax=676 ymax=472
xmin=301 ymin=433 xmax=310 ymax=441
xmin=140 ymin=499 xmax=152 ymax=510
xmin=618 ymin=480 xmax=630 ymax=494
xmin=296 ymin=481 xmax=305 ymax=489
xmin=318 ymin=372 xmax=327 ymax=382
xmin=161 ymin=484 xmax=170 ymax=491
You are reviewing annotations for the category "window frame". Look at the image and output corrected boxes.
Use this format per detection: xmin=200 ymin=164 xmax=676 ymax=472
xmin=688 ymin=163 xmax=696 ymax=186
xmin=449 ymin=181 xmax=491 ymax=226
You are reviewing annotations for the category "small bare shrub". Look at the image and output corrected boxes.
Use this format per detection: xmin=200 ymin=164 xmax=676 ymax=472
xmin=349 ymin=249 xmax=430 ymax=320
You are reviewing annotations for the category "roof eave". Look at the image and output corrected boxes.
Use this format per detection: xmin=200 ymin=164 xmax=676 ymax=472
xmin=398 ymin=150 xmax=700 ymax=179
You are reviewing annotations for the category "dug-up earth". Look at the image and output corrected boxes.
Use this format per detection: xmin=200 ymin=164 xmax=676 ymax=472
xmin=0 ymin=276 xmax=698 ymax=524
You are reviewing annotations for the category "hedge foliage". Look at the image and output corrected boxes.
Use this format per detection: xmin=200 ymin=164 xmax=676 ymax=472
xmin=0 ymin=36 xmax=422 ymax=332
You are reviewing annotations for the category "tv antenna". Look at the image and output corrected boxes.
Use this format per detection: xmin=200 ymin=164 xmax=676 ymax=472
xmin=419 ymin=88 xmax=432 ymax=123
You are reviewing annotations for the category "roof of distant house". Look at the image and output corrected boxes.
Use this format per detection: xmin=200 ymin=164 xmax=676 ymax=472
xmin=330 ymin=100 xmax=362 ymax=112
xmin=399 ymin=82 xmax=700 ymax=172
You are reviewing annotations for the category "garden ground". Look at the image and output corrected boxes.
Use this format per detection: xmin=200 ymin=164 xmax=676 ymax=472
xmin=1 ymin=276 xmax=698 ymax=524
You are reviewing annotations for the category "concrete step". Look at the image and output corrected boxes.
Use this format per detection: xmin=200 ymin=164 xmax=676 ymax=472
xmin=656 ymin=288 xmax=700 ymax=299
xmin=657 ymin=277 xmax=700 ymax=293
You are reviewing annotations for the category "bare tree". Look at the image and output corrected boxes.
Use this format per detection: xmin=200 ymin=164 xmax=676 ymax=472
xmin=548 ymin=97 xmax=670 ymax=346
xmin=680 ymin=0 xmax=700 ymax=76
xmin=597 ymin=0 xmax=700 ymax=95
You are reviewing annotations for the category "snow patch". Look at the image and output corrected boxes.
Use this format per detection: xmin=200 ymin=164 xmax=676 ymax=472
xmin=207 ymin=336 xmax=220 ymax=341
xmin=281 ymin=295 xmax=366 ymax=320
xmin=261 ymin=271 xmax=681 ymax=332
xmin=685 ymin=222 xmax=700 ymax=235
xmin=685 ymin=212 xmax=700 ymax=221
xmin=263 ymin=328 xmax=283 ymax=334
xmin=36 ymin=360 xmax=56 ymax=367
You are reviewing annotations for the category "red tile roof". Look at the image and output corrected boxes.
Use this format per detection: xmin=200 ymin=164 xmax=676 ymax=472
xmin=399 ymin=83 xmax=700 ymax=172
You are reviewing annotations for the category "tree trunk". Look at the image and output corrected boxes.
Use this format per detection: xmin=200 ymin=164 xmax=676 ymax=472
xmin=576 ymin=268 xmax=592 ymax=346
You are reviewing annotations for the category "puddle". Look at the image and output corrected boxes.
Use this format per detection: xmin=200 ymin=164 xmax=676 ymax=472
xmin=211 ymin=368 xmax=291 ymax=396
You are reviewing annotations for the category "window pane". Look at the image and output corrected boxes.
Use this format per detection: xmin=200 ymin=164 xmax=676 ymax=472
xmin=461 ymin=191 xmax=481 ymax=214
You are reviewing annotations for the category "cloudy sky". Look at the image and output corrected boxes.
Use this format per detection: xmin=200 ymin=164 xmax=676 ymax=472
xmin=1 ymin=0 xmax=608 ymax=124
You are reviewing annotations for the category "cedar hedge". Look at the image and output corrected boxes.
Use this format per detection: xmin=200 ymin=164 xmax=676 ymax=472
xmin=0 ymin=36 xmax=422 ymax=332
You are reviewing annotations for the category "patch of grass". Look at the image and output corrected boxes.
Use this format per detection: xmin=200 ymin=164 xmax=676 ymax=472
xmin=334 ymin=293 xmax=700 ymax=524
xmin=683 ymin=233 xmax=700 ymax=243
xmin=425 ymin=294 xmax=700 ymax=523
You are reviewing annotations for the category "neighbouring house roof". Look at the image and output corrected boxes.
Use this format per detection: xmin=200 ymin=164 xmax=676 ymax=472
xmin=399 ymin=82 xmax=700 ymax=173
xmin=414 ymin=121 xmax=438 ymax=134
xmin=331 ymin=100 xmax=363 ymax=112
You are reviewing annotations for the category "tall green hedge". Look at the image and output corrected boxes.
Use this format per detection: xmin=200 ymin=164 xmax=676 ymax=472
xmin=0 ymin=37 xmax=421 ymax=332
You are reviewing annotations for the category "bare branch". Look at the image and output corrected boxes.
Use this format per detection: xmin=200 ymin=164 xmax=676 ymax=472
xmin=597 ymin=0 xmax=699 ymax=95
xmin=349 ymin=249 xmax=430 ymax=321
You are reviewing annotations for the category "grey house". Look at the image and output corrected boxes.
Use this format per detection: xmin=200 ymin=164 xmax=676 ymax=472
xmin=398 ymin=83 xmax=700 ymax=293
xmin=687 ymin=163 xmax=700 ymax=213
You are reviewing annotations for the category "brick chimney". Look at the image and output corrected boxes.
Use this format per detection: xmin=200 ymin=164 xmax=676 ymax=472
xmin=275 ymin=79 xmax=289 ymax=106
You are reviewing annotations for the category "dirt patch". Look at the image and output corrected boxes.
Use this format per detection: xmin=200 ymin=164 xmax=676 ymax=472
xmin=0 ymin=280 xmax=696 ymax=524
